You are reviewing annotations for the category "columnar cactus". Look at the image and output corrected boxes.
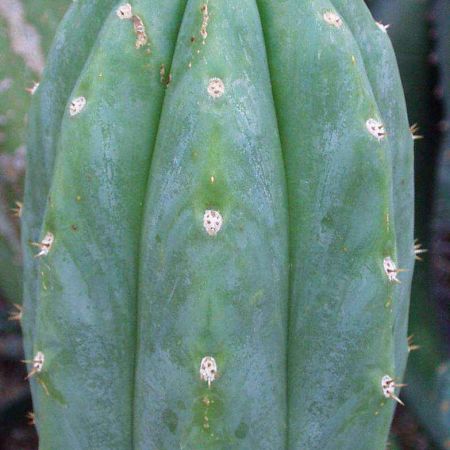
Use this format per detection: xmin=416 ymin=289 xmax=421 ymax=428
xmin=22 ymin=0 xmax=414 ymax=448
xmin=367 ymin=0 xmax=447 ymax=443
xmin=366 ymin=1 xmax=450 ymax=448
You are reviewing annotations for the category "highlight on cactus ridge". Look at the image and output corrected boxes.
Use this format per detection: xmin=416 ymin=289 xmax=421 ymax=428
xmin=18 ymin=0 xmax=416 ymax=448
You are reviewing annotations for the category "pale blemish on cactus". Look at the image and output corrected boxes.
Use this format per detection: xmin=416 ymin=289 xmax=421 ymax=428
xmin=381 ymin=375 xmax=405 ymax=405
xmin=207 ymin=78 xmax=224 ymax=98
xmin=200 ymin=4 xmax=209 ymax=42
xmin=203 ymin=210 xmax=222 ymax=236
xmin=199 ymin=356 xmax=217 ymax=388
xmin=69 ymin=96 xmax=86 ymax=116
xmin=32 ymin=231 xmax=54 ymax=257
xmin=133 ymin=15 xmax=148 ymax=49
xmin=366 ymin=118 xmax=386 ymax=140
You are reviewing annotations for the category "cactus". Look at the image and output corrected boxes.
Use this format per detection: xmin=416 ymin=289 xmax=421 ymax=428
xmin=368 ymin=1 xmax=450 ymax=448
xmin=0 ymin=0 xmax=70 ymax=303
xmin=366 ymin=0 xmax=449 ymax=445
xmin=21 ymin=1 xmax=414 ymax=448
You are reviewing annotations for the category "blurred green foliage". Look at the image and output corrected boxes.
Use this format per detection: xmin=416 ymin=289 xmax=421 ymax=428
xmin=0 ymin=0 xmax=71 ymax=303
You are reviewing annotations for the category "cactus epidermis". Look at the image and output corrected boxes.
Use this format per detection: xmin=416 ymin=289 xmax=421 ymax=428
xmin=22 ymin=1 xmax=414 ymax=449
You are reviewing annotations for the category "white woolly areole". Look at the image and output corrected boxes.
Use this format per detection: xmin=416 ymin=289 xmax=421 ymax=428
xmin=383 ymin=256 xmax=399 ymax=282
xmin=69 ymin=96 xmax=86 ymax=116
xmin=380 ymin=374 xmax=404 ymax=405
xmin=366 ymin=118 xmax=386 ymax=140
xmin=33 ymin=351 xmax=45 ymax=372
xmin=200 ymin=4 xmax=209 ymax=39
xmin=203 ymin=210 xmax=223 ymax=236
xmin=200 ymin=356 xmax=217 ymax=387
xmin=323 ymin=11 xmax=343 ymax=27
xmin=116 ymin=4 xmax=133 ymax=19
xmin=35 ymin=232 xmax=54 ymax=257
xmin=207 ymin=78 xmax=225 ymax=98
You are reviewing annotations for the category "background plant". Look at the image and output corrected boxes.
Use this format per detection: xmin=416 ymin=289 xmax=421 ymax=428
xmin=0 ymin=1 xmax=70 ymax=447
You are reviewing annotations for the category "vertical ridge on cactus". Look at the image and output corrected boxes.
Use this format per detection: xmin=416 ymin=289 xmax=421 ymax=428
xmin=258 ymin=1 xmax=413 ymax=447
xmin=22 ymin=0 xmax=414 ymax=448
xmin=365 ymin=1 xmax=450 ymax=448
xmin=331 ymin=0 xmax=415 ymax=382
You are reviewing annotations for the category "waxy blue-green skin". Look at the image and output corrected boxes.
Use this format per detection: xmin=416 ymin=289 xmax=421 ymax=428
xmin=258 ymin=1 xmax=413 ymax=448
xmin=367 ymin=1 xmax=450 ymax=448
xmin=22 ymin=0 xmax=414 ymax=448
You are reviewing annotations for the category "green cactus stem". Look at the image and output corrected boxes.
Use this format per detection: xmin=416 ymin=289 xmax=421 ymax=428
xmin=22 ymin=1 xmax=414 ymax=448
